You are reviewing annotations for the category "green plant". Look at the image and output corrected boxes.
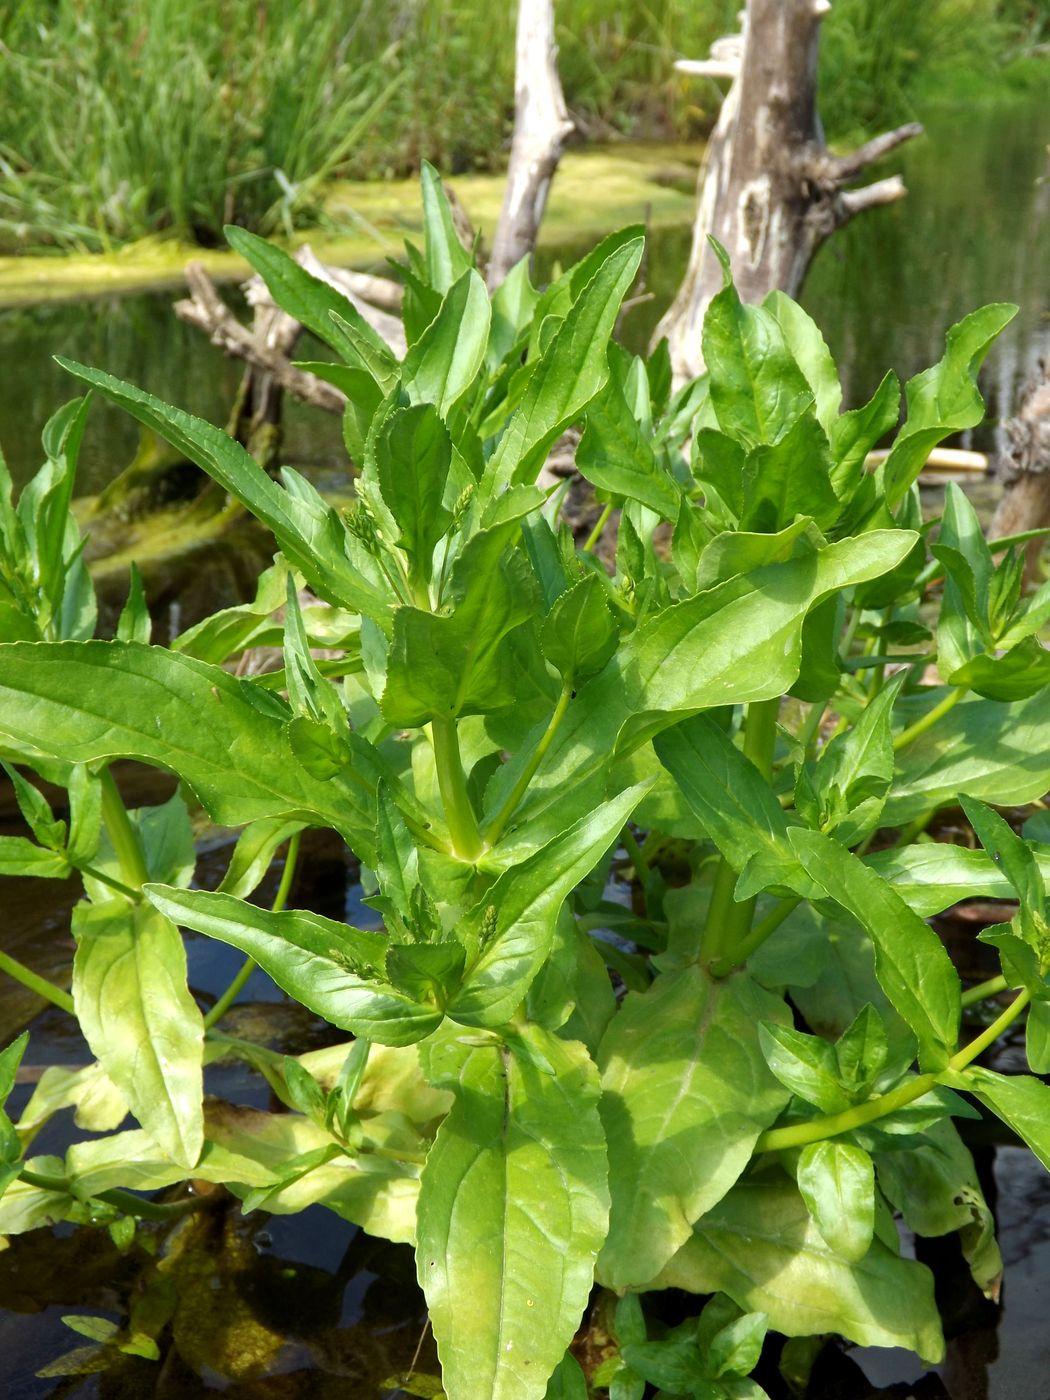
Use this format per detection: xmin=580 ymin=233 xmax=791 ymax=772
xmin=3 ymin=170 xmax=1050 ymax=1396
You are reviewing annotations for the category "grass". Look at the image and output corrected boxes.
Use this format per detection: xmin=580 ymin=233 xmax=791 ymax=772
xmin=0 ymin=0 xmax=1043 ymax=253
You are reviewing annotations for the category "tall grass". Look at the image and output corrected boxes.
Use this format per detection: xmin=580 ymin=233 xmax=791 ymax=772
xmin=0 ymin=0 xmax=1041 ymax=253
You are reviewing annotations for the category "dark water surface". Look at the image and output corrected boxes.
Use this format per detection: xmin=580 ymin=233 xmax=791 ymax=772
xmin=0 ymin=94 xmax=1049 ymax=1397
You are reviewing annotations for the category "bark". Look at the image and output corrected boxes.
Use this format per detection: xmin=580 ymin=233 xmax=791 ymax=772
xmin=486 ymin=0 xmax=573 ymax=289
xmin=656 ymin=0 xmax=922 ymax=383
xmin=989 ymin=356 xmax=1050 ymax=579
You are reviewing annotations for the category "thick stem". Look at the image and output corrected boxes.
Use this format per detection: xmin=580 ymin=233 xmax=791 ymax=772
xmin=204 ymin=831 xmax=301 ymax=1030
xmin=711 ymin=896 xmax=800 ymax=978
xmin=432 ymin=717 xmax=484 ymax=861
xmin=961 ymin=974 xmax=1009 ymax=1010
xmin=893 ymin=686 xmax=965 ymax=752
xmin=701 ymin=698 xmax=780 ymax=965
xmin=19 ymin=1168 xmax=206 ymax=1221
xmin=0 ymin=950 xmax=74 ymax=1015
xmin=100 ymin=769 xmax=150 ymax=889
xmin=755 ymin=986 xmax=1032 ymax=1154
xmin=484 ymin=684 xmax=571 ymax=846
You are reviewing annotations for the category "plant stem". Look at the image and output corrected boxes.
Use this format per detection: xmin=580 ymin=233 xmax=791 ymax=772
xmin=100 ymin=769 xmax=150 ymax=888
xmin=75 ymin=862 xmax=141 ymax=902
xmin=583 ymin=503 xmax=613 ymax=554
xmin=711 ymin=897 xmax=800 ymax=978
xmin=19 ymin=1168 xmax=205 ymax=1221
xmin=960 ymin=974 xmax=1009 ymax=1009
xmin=755 ymin=985 xmax=1032 ymax=1154
xmin=893 ymin=686 xmax=965 ymax=752
xmin=483 ymin=684 xmax=572 ymax=846
xmin=620 ymin=827 xmax=648 ymax=880
xmin=204 ymin=831 xmax=301 ymax=1031
xmin=0 ymin=949 xmax=74 ymax=1014
xmin=701 ymin=698 xmax=779 ymax=966
xmin=431 ymin=717 xmax=483 ymax=861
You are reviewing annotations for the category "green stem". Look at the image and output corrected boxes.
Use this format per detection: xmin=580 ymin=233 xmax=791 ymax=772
xmin=483 ymin=684 xmax=572 ymax=846
xmin=431 ymin=717 xmax=484 ymax=861
xmin=755 ymin=986 xmax=1032 ymax=1154
xmin=620 ymin=826 xmax=649 ymax=881
xmin=893 ymin=686 xmax=965 ymax=752
xmin=0 ymin=949 xmax=74 ymax=1014
xmin=204 ymin=831 xmax=301 ymax=1031
xmin=19 ymin=1168 xmax=205 ymax=1221
xmin=583 ymin=503 xmax=613 ymax=554
xmin=961 ymin=974 xmax=1009 ymax=1009
xmin=75 ymin=862 xmax=141 ymax=902
xmin=100 ymin=769 xmax=150 ymax=889
xmin=701 ymin=699 xmax=779 ymax=965
xmin=710 ymin=897 xmax=800 ymax=978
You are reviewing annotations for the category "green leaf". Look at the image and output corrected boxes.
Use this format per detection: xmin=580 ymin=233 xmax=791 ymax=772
xmin=658 ymin=1176 xmax=944 ymax=1363
xmin=834 ymin=1005 xmax=889 ymax=1099
xmin=960 ymin=1065 xmax=1050 ymax=1173
xmin=0 ymin=1032 xmax=28 ymax=1180
xmin=375 ymin=405 xmax=453 ymax=581
xmin=655 ymin=716 xmax=817 ymax=903
xmin=1027 ymin=998 xmax=1050 ymax=1073
xmin=540 ymin=575 xmax=618 ymax=685
xmin=382 ymin=527 xmax=536 ymax=726
xmin=796 ymin=1141 xmax=875 ymax=1263
xmin=885 ymin=691 xmax=1050 ymax=826
xmin=829 ymin=370 xmax=900 ymax=498
xmin=959 ymin=794 xmax=1044 ymax=918
xmin=707 ymin=1305 xmax=769 ymax=1379
xmin=764 ymin=291 xmax=841 ymax=432
xmin=544 ymin=1354 xmax=588 ymax=1400
xmin=575 ymin=376 xmax=681 ymax=518
xmin=0 ymin=835 xmax=69 ymax=879
xmin=873 ymin=1118 xmax=1001 ymax=1297
xmin=788 ymin=829 xmax=960 ymax=1070
xmin=402 ymin=269 xmax=491 ymax=414
xmin=420 ymin=161 xmax=475 ymax=293
xmin=949 ymin=637 xmax=1050 ymax=702
xmin=736 ymin=414 xmax=840 ymax=534
xmin=71 ymin=900 xmax=203 ymax=1169
xmin=867 ymin=838 xmax=1050 ymax=917
xmin=483 ymin=237 xmax=644 ymax=499
xmin=143 ymin=884 xmax=442 ymax=1047
xmin=702 ymin=243 xmax=814 ymax=449
xmin=881 ymin=303 xmax=1017 ymax=508
xmin=417 ymin=1025 xmax=608 ymax=1400
xmin=758 ymin=1024 xmax=851 ymax=1114
xmin=115 ymin=564 xmax=150 ymax=644
xmin=0 ymin=641 xmax=376 ymax=864
xmin=54 ymin=360 xmax=389 ymax=622
xmin=450 ymin=783 xmax=651 ymax=1027
xmin=596 ymin=965 xmax=792 ymax=1289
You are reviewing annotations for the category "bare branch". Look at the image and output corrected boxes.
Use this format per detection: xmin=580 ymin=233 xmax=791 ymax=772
xmin=487 ymin=0 xmax=573 ymax=289
xmin=831 ymin=122 xmax=923 ymax=181
xmin=176 ymin=263 xmax=345 ymax=415
xmin=840 ymin=175 xmax=909 ymax=218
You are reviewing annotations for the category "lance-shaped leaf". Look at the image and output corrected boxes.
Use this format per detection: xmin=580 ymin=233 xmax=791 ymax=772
xmin=417 ymin=1025 xmax=609 ymax=1400
xmin=658 ymin=1177 xmax=945 ymax=1363
xmin=144 ymin=884 xmax=443 ymax=1047
xmin=1 ymin=1033 xmax=28 ymax=1198
xmin=829 ymin=370 xmax=900 ymax=499
xmin=881 ymin=303 xmax=1017 ymax=509
xmin=482 ymin=237 xmax=644 ymax=500
xmin=72 ymin=900 xmax=203 ymax=1169
xmin=796 ymin=1141 xmax=875 ymax=1263
xmin=959 ymin=795 xmax=1044 ymax=924
xmin=867 ymin=842 xmax=1050 ymax=916
xmin=420 ymin=160 xmax=475 ymax=293
xmin=885 ymin=690 xmax=1050 ymax=826
xmin=702 ymin=243 xmax=814 ymax=449
xmin=382 ymin=527 xmax=537 ymax=727
xmin=958 ymin=1066 xmax=1050 ymax=1173
xmin=788 ymin=829 xmax=960 ymax=1070
xmin=402 ymin=269 xmax=490 ymax=414
xmin=764 ymin=291 xmax=842 ymax=433
xmin=0 ymin=641 xmax=376 ymax=863
xmin=656 ymin=716 xmax=817 ymax=902
xmin=0 ymin=836 xmax=69 ymax=880
xmin=575 ymin=376 xmax=681 ymax=519
xmin=376 ymin=404 xmax=453 ymax=582
xmin=55 ymin=360 xmax=390 ymax=622
xmin=540 ymin=574 xmax=618 ymax=686
xmin=449 ymin=783 xmax=651 ymax=1027
xmin=596 ymin=965 xmax=792 ymax=1289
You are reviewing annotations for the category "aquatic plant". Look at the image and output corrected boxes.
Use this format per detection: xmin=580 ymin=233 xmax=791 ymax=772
xmin=2 ymin=171 xmax=1050 ymax=1396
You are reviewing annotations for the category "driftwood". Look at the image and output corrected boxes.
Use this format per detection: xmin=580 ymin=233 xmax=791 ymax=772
xmin=990 ymin=356 xmax=1050 ymax=578
xmin=486 ymin=0 xmax=573 ymax=289
xmin=656 ymin=0 xmax=922 ymax=383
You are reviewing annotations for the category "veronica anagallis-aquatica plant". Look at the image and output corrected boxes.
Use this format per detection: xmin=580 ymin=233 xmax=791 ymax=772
xmin=2 ymin=166 xmax=1050 ymax=1397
